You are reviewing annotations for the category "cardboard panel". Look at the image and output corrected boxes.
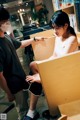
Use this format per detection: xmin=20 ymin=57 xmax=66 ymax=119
xmin=37 ymin=51 xmax=80 ymax=115
xmin=30 ymin=29 xmax=55 ymax=60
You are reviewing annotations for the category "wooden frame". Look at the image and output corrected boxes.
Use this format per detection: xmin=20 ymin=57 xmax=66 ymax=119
xmin=36 ymin=51 xmax=80 ymax=120
xmin=31 ymin=29 xmax=55 ymax=61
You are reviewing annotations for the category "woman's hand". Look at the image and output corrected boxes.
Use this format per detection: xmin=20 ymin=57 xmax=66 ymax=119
xmin=26 ymin=74 xmax=41 ymax=83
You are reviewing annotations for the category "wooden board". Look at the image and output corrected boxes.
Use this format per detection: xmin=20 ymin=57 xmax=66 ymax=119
xmin=37 ymin=51 xmax=80 ymax=115
xmin=30 ymin=29 xmax=55 ymax=60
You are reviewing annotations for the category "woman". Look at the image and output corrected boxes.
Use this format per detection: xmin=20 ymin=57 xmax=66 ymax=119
xmin=25 ymin=10 xmax=78 ymax=120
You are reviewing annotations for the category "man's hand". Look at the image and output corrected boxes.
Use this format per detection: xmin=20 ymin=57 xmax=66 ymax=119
xmin=34 ymin=37 xmax=48 ymax=41
xmin=7 ymin=93 xmax=15 ymax=102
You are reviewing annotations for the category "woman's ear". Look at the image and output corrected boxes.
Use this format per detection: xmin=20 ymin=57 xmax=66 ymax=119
xmin=65 ymin=23 xmax=68 ymax=29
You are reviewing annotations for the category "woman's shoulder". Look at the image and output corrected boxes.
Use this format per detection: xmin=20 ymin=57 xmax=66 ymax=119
xmin=55 ymin=35 xmax=77 ymax=43
xmin=68 ymin=35 xmax=77 ymax=42
xmin=69 ymin=32 xmax=76 ymax=38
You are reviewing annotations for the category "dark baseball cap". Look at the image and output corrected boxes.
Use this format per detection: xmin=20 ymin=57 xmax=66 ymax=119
xmin=0 ymin=7 xmax=10 ymax=21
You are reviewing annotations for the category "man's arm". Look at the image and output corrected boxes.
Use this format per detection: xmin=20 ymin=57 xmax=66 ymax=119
xmin=20 ymin=37 xmax=45 ymax=48
xmin=20 ymin=38 xmax=34 ymax=48
xmin=0 ymin=72 xmax=15 ymax=102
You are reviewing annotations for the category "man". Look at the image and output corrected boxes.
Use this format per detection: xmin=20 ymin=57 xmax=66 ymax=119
xmin=0 ymin=7 xmax=44 ymax=120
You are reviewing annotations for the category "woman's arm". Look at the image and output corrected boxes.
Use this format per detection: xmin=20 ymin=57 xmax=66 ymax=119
xmin=68 ymin=37 xmax=78 ymax=53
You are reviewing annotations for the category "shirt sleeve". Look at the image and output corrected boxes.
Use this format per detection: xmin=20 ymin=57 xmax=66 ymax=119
xmin=0 ymin=48 xmax=5 ymax=72
xmin=5 ymin=34 xmax=21 ymax=50
xmin=12 ymin=38 xmax=21 ymax=49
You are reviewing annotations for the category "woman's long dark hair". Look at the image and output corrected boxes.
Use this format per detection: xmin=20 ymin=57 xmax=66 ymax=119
xmin=50 ymin=10 xmax=76 ymax=36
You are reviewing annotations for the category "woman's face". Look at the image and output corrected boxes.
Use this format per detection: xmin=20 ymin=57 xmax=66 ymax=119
xmin=52 ymin=24 xmax=68 ymax=37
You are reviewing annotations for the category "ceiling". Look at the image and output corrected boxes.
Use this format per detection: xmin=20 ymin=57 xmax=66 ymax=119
xmin=0 ymin=0 xmax=17 ymax=4
xmin=0 ymin=0 xmax=31 ymax=4
xmin=0 ymin=0 xmax=34 ymax=14
xmin=0 ymin=0 xmax=33 ymax=8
